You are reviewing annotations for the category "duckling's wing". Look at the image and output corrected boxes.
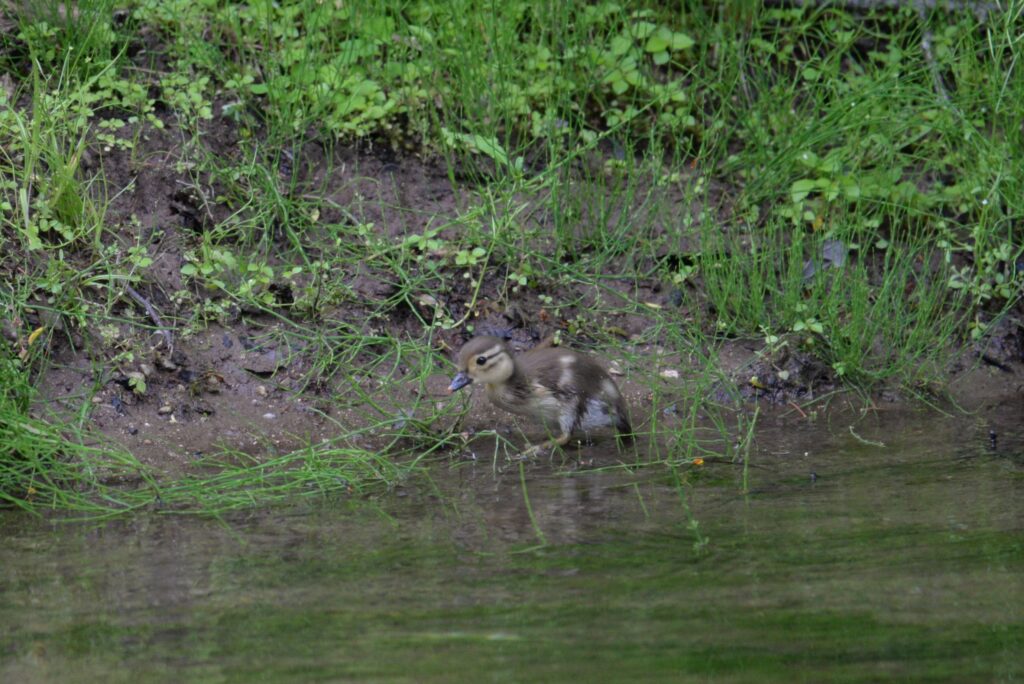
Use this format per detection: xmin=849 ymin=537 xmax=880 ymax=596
xmin=519 ymin=348 xmax=582 ymax=394
xmin=522 ymin=348 xmax=630 ymax=433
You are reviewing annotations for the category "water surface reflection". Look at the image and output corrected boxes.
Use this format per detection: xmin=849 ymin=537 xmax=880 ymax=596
xmin=2 ymin=407 xmax=1021 ymax=681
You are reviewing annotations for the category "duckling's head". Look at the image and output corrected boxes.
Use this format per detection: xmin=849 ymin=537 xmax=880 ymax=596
xmin=448 ymin=336 xmax=515 ymax=393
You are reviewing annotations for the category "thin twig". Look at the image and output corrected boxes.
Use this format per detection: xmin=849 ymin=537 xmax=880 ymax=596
xmin=917 ymin=3 xmax=950 ymax=103
xmin=124 ymin=284 xmax=174 ymax=354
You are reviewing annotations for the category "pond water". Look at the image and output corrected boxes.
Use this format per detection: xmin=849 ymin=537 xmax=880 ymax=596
xmin=2 ymin=406 xmax=1022 ymax=682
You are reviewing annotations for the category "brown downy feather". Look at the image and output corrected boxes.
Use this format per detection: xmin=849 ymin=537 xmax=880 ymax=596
xmin=449 ymin=335 xmax=633 ymax=452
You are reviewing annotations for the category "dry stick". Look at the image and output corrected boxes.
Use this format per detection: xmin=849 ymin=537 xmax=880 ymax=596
xmin=124 ymin=285 xmax=174 ymax=354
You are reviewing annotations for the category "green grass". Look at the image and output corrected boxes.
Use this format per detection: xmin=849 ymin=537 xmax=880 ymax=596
xmin=0 ymin=340 xmax=147 ymax=516
xmin=0 ymin=1 xmax=1021 ymax=514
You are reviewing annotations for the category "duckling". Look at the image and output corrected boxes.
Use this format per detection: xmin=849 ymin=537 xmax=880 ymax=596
xmin=448 ymin=335 xmax=632 ymax=456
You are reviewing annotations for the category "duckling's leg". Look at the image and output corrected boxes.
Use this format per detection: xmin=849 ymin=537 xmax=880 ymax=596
xmin=519 ymin=408 xmax=576 ymax=457
xmin=518 ymin=432 xmax=571 ymax=458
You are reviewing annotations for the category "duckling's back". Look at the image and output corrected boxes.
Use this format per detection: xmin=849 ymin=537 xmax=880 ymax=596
xmin=520 ymin=346 xmax=632 ymax=436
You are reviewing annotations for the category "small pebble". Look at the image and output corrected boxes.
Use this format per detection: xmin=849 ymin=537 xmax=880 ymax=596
xmin=157 ymin=405 xmax=173 ymax=415
xmin=660 ymin=369 xmax=680 ymax=379
xmin=263 ymin=412 xmax=277 ymax=420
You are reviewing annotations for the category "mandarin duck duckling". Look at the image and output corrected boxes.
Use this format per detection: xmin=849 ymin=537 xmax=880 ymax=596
xmin=448 ymin=335 xmax=632 ymax=456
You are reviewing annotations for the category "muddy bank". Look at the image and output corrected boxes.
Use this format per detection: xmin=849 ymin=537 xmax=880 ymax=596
xmin=34 ymin=303 xmax=1023 ymax=477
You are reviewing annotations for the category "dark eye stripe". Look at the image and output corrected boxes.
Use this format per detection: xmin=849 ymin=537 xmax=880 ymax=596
xmin=469 ymin=345 xmax=505 ymax=368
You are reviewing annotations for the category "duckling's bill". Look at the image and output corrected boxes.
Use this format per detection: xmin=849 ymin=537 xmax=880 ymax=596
xmin=448 ymin=371 xmax=472 ymax=393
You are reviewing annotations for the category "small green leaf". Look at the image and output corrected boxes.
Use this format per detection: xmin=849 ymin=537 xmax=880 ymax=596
xmin=670 ymin=31 xmax=694 ymax=50
xmin=839 ymin=176 xmax=861 ymax=199
xmin=632 ymin=21 xmax=657 ymax=39
xmin=824 ymin=180 xmax=840 ymax=202
xmin=797 ymin=151 xmax=820 ymax=169
xmin=128 ymin=375 xmax=147 ymax=395
xmin=408 ymin=25 xmax=434 ymax=44
xmin=610 ymin=35 xmax=632 ymax=56
xmin=469 ymin=134 xmax=509 ymax=167
xmin=644 ymin=33 xmax=668 ymax=54
xmin=790 ymin=179 xmax=817 ymax=203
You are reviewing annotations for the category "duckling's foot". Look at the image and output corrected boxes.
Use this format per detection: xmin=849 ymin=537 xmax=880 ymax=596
xmin=516 ymin=434 xmax=570 ymax=459
xmin=515 ymin=444 xmax=547 ymax=459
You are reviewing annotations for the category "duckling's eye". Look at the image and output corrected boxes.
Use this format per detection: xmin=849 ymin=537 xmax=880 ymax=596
xmin=475 ymin=355 xmax=487 ymax=366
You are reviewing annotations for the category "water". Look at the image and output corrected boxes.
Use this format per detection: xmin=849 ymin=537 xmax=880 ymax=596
xmin=2 ymin=407 xmax=1022 ymax=682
